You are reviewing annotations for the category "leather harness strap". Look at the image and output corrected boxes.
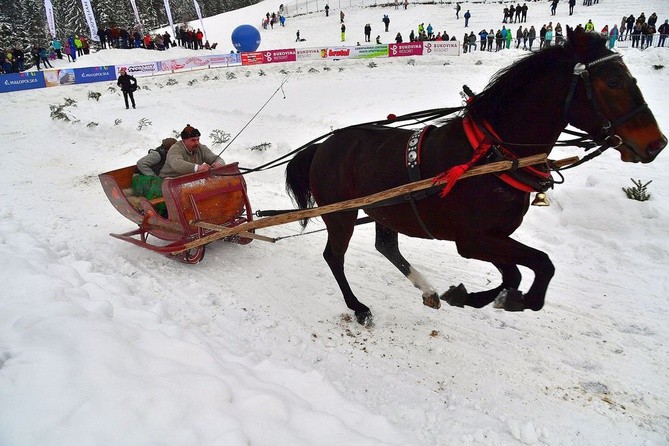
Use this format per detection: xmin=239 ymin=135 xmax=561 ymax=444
xmin=404 ymin=126 xmax=437 ymax=239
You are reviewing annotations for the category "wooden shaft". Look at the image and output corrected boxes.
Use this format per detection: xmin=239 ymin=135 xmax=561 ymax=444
xmin=191 ymin=222 xmax=277 ymax=243
xmin=173 ymin=152 xmax=552 ymax=254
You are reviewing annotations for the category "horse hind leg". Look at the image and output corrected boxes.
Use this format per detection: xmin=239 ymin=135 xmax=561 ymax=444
xmin=442 ymin=262 xmax=521 ymax=309
xmin=322 ymin=212 xmax=372 ymax=325
xmin=374 ymin=223 xmax=440 ymax=309
xmin=444 ymin=235 xmax=554 ymax=311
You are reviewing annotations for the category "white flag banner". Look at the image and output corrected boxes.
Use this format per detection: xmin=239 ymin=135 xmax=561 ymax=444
xmin=129 ymin=0 xmax=142 ymax=28
xmin=193 ymin=0 xmax=207 ymax=42
xmin=80 ymin=0 xmax=99 ymax=41
xmin=163 ymin=0 xmax=176 ymax=38
xmin=44 ymin=0 xmax=56 ymax=38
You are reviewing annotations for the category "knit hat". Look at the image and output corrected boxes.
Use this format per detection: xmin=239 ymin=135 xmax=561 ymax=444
xmin=180 ymin=124 xmax=201 ymax=139
xmin=162 ymin=137 xmax=177 ymax=149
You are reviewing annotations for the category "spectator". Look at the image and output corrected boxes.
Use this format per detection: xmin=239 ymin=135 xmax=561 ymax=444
xmin=74 ymin=35 xmax=83 ymax=56
xmin=325 ymin=3 xmax=329 ymax=17
xmin=395 ymin=32 xmax=403 ymax=43
xmin=479 ymin=29 xmax=488 ymax=50
xmin=584 ymin=19 xmax=595 ymax=32
xmin=383 ymin=15 xmax=390 ymax=32
xmin=658 ymin=19 xmax=669 ymax=47
xmin=38 ymin=46 xmax=53 ymax=69
xmin=528 ymin=25 xmax=536 ymax=50
xmin=364 ymin=23 xmax=371 ymax=42
xmin=12 ymin=45 xmax=25 ymax=71
xmin=340 ymin=10 xmax=345 ymax=23
xmin=97 ymin=27 xmax=107 ymax=48
xmin=455 ymin=2 xmax=461 ymax=19
xmin=609 ymin=24 xmax=619 ymax=49
xmin=116 ymin=67 xmax=138 ymax=109
xmin=341 ymin=23 xmax=346 ymax=42
xmin=550 ymin=0 xmax=558 ymax=16
xmin=51 ymin=38 xmax=62 ymax=59
xmin=569 ymin=0 xmax=575 ymax=16
xmin=464 ymin=10 xmax=471 ymax=27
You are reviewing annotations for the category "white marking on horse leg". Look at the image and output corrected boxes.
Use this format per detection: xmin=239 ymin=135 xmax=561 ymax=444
xmin=408 ymin=267 xmax=440 ymax=310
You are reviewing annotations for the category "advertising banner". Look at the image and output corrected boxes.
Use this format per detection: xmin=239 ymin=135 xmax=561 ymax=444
xmin=158 ymin=55 xmax=239 ymax=71
xmin=318 ymin=46 xmax=353 ymax=60
xmin=44 ymin=69 xmax=76 ymax=87
xmin=75 ymin=66 xmax=117 ymax=84
xmin=129 ymin=0 xmax=142 ymax=28
xmin=44 ymin=0 xmax=56 ymax=38
xmin=422 ymin=40 xmax=460 ymax=56
xmin=351 ymin=44 xmax=388 ymax=59
xmin=295 ymin=47 xmax=322 ymax=61
xmin=241 ymin=52 xmax=264 ymax=66
xmin=261 ymin=49 xmax=296 ymax=64
xmin=206 ymin=53 xmax=241 ymax=67
xmin=119 ymin=62 xmax=160 ymax=77
xmin=80 ymin=0 xmax=100 ymax=41
xmin=163 ymin=0 xmax=176 ymax=38
xmin=0 ymin=72 xmax=46 ymax=93
xmin=193 ymin=0 xmax=207 ymax=42
xmin=388 ymin=42 xmax=424 ymax=57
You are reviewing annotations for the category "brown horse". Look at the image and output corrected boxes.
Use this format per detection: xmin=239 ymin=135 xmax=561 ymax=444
xmin=285 ymin=27 xmax=666 ymax=325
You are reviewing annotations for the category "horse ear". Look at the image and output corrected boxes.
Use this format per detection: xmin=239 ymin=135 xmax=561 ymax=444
xmin=566 ymin=25 xmax=595 ymax=60
xmin=566 ymin=25 xmax=575 ymax=41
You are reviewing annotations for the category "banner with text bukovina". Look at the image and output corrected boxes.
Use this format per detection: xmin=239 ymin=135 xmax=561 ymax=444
xmin=422 ymin=41 xmax=460 ymax=56
xmin=0 ymin=71 xmax=46 ymax=93
xmin=388 ymin=42 xmax=425 ymax=57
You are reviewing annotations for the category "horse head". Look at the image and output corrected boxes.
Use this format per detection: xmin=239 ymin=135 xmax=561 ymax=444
xmin=564 ymin=26 xmax=666 ymax=163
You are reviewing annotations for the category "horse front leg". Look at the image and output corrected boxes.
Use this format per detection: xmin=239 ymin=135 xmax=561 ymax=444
xmin=374 ymin=223 xmax=440 ymax=309
xmin=444 ymin=236 xmax=554 ymax=311
xmin=322 ymin=212 xmax=372 ymax=325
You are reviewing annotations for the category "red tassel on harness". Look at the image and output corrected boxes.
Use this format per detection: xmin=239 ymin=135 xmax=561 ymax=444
xmin=433 ymin=115 xmax=493 ymax=197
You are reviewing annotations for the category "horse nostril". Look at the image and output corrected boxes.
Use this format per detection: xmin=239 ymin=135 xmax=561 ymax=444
xmin=647 ymin=136 xmax=667 ymax=158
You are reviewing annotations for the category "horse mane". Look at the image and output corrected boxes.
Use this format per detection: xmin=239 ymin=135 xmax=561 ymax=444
xmin=465 ymin=31 xmax=610 ymax=119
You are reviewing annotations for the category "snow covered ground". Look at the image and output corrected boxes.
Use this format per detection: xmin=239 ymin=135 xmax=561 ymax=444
xmin=1 ymin=0 xmax=668 ymax=444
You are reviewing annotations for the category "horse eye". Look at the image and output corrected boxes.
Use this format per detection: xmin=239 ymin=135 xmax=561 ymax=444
xmin=606 ymin=78 xmax=623 ymax=88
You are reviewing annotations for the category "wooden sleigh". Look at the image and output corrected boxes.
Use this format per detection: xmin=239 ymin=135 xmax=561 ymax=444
xmin=99 ymin=163 xmax=261 ymax=263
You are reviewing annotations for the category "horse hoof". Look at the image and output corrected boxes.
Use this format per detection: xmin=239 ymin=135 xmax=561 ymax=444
xmin=422 ymin=292 xmax=441 ymax=309
xmin=355 ymin=310 xmax=374 ymax=326
xmin=440 ymin=283 xmax=468 ymax=307
xmin=494 ymin=289 xmax=525 ymax=311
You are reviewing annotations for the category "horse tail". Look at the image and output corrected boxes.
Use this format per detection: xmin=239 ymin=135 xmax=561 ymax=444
xmin=285 ymin=143 xmax=318 ymax=228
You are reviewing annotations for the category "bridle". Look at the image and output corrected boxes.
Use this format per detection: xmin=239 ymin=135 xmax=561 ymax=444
xmin=562 ymin=52 xmax=649 ymax=165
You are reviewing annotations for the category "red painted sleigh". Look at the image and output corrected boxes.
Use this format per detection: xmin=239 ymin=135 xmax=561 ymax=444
xmin=99 ymin=163 xmax=260 ymax=264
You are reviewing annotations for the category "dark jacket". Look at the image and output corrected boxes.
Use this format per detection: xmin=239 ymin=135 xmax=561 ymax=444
xmin=117 ymin=73 xmax=137 ymax=92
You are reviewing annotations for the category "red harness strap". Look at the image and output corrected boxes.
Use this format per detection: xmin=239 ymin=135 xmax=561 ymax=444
xmin=433 ymin=115 xmax=493 ymax=197
xmin=433 ymin=115 xmax=550 ymax=197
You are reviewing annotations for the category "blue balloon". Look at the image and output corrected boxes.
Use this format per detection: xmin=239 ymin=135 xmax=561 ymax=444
xmin=231 ymin=25 xmax=261 ymax=52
